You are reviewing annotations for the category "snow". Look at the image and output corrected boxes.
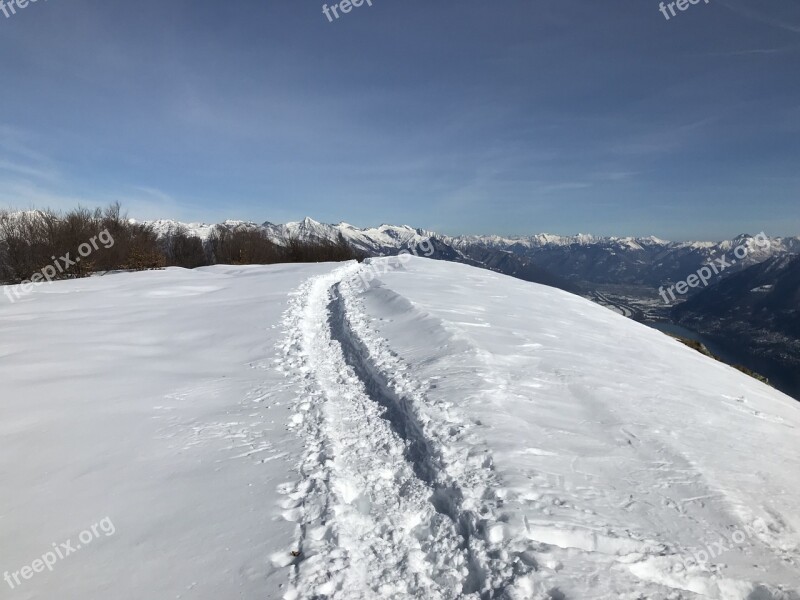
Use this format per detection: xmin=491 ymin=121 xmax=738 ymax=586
xmin=355 ymin=258 xmax=800 ymax=598
xmin=2 ymin=257 xmax=799 ymax=599
xmin=751 ymin=285 xmax=775 ymax=293
xmin=0 ymin=264 xmax=333 ymax=599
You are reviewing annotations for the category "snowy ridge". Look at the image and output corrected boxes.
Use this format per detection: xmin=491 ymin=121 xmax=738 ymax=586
xmin=2 ymin=259 xmax=800 ymax=598
xmin=367 ymin=258 xmax=800 ymax=599
xmin=271 ymin=259 xmax=800 ymax=599
xmin=276 ymin=258 xmax=800 ymax=599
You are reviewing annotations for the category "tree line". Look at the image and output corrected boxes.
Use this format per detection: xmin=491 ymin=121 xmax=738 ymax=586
xmin=0 ymin=204 xmax=361 ymax=285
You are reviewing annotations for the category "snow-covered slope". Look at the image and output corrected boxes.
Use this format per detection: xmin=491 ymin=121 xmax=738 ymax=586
xmin=0 ymin=264 xmax=334 ymax=599
xmin=2 ymin=258 xmax=799 ymax=599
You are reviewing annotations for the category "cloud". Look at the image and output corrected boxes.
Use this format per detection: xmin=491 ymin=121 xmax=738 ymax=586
xmin=701 ymin=45 xmax=800 ymax=57
xmin=0 ymin=159 xmax=58 ymax=181
xmin=0 ymin=179 xmax=87 ymax=212
xmin=538 ymin=182 xmax=592 ymax=193
xmin=715 ymin=0 xmax=800 ymax=34
xmin=609 ymin=116 xmax=721 ymax=156
xmin=0 ymin=125 xmax=53 ymax=165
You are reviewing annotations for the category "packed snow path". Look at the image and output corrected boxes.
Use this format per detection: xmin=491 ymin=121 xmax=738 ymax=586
xmin=277 ymin=259 xmax=800 ymax=600
xmin=278 ymin=264 xmax=528 ymax=599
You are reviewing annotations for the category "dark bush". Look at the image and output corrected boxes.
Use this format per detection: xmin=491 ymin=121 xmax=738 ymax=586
xmin=0 ymin=204 xmax=362 ymax=285
xmin=283 ymin=233 xmax=362 ymax=263
xmin=208 ymin=226 xmax=282 ymax=265
xmin=93 ymin=203 xmax=163 ymax=271
xmin=161 ymin=225 xmax=209 ymax=269
xmin=0 ymin=204 xmax=165 ymax=283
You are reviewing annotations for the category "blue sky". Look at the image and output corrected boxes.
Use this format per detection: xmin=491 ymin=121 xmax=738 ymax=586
xmin=0 ymin=0 xmax=798 ymax=239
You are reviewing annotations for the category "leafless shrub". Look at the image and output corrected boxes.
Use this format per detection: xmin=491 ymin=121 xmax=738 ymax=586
xmin=208 ymin=226 xmax=282 ymax=265
xmin=282 ymin=233 xmax=363 ymax=263
xmin=93 ymin=203 xmax=164 ymax=271
xmin=0 ymin=209 xmax=57 ymax=282
xmin=0 ymin=204 xmax=165 ymax=284
xmin=160 ymin=225 xmax=208 ymax=269
xmin=1 ymin=204 xmax=362 ymax=285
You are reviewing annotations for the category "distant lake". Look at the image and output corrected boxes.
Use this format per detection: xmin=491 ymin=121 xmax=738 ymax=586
xmin=646 ymin=321 xmax=799 ymax=402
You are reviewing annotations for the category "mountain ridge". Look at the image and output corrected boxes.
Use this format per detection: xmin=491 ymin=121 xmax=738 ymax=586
xmin=141 ymin=217 xmax=799 ymax=290
xmin=141 ymin=215 xmax=800 ymax=249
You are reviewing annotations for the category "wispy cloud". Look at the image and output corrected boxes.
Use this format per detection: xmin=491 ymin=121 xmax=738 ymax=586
xmin=700 ymin=45 xmax=800 ymax=57
xmin=0 ymin=125 xmax=54 ymax=166
xmin=132 ymin=186 xmax=178 ymax=205
xmin=0 ymin=159 xmax=58 ymax=181
xmin=0 ymin=180 xmax=86 ymax=212
xmin=715 ymin=1 xmax=800 ymax=34
xmin=610 ymin=116 xmax=721 ymax=156
xmin=0 ymin=125 xmax=61 ymax=186
xmin=538 ymin=182 xmax=592 ymax=193
xmin=594 ymin=171 xmax=638 ymax=182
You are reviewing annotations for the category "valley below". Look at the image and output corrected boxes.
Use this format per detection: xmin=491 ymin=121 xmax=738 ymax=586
xmin=586 ymin=284 xmax=800 ymax=401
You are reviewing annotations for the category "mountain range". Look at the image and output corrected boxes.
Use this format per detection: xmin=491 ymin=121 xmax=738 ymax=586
xmin=144 ymin=217 xmax=800 ymax=291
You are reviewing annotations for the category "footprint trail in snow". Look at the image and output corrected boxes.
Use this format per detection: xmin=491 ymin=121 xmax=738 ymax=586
xmin=276 ymin=264 xmax=540 ymax=599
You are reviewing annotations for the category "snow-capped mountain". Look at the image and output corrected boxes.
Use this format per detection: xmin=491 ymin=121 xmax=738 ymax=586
xmin=450 ymin=232 xmax=800 ymax=286
xmin=265 ymin=218 xmax=438 ymax=256
xmin=143 ymin=219 xmax=257 ymax=241
xmin=143 ymin=217 xmax=440 ymax=257
xmin=449 ymin=232 xmax=670 ymax=250
xmin=143 ymin=217 xmax=799 ymax=289
xmin=142 ymin=217 xmax=585 ymax=292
